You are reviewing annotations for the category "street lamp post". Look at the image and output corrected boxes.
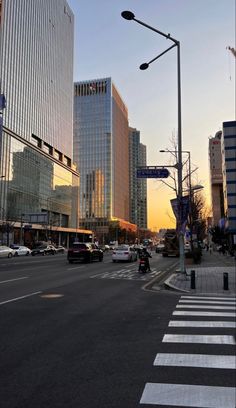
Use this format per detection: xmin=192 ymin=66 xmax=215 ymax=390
xmin=121 ymin=11 xmax=185 ymax=273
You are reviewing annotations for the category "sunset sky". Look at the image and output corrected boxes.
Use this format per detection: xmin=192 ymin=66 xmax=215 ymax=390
xmin=68 ymin=0 xmax=235 ymax=231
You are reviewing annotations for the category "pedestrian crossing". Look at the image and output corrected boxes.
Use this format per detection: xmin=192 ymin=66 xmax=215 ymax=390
xmin=90 ymin=267 xmax=161 ymax=281
xmin=139 ymin=294 xmax=236 ymax=407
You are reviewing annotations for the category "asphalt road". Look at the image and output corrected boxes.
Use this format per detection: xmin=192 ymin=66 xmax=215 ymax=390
xmin=0 ymin=252 xmax=235 ymax=408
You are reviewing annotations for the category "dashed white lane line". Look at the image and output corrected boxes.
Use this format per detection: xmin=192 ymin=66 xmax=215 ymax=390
xmin=153 ymin=353 xmax=236 ymax=369
xmin=162 ymin=334 xmax=236 ymax=344
xmin=139 ymin=383 xmax=236 ymax=407
xmin=0 ymin=291 xmax=42 ymax=306
xmin=169 ymin=320 xmax=236 ymax=328
xmin=173 ymin=311 xmax=236 ymax=317
xmin=176 ymin=304 xmax=236 ymax=310
xmin=0 ymin=276 xmax=28 ymax=284
xmin=67 ymin=265 xmax=85 ymax=271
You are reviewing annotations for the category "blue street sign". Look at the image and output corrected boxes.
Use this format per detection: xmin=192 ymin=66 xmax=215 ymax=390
xmin=137 ymin=167 xmax=169 ymax=178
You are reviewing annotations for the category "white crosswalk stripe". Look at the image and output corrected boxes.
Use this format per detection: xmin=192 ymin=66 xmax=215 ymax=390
xmin=140 ymin=383 xmax=235 ymax=407
xmin=90 ymin=268 xmax=161 ymax=281
xmin=173 ymin=310 xmax=236 ymax=316
xmin=181 ymin=296 xmax=236 ymax=300
xmin=163 ymin=334 xmax=235 ymax=344
xmin=153 ymin=353 xmax=236 ymax=369
xmin=179 ymin=299 xmax=236 ymax=304
xmin=169 ymin=320 xmax=236 ymax=328
xmin=176 ymin=304 xmax=236 ymax=309
xmin=139 ymin=294 xmax=236 ymax=406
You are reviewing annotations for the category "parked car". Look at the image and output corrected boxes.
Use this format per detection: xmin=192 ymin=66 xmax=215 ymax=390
xmin=31 ymin=245 xmax=56 ymax=256
xmin=67 ymin=242 xmax=103 ymax=263
xmin=0 ymin=245 xmax=15 ymax=258
xmin=112 ymin=245 xmax=138 ymax=262
xmin=13 ymin=245 xmax=31 ymax=256
xmin=54 ymin=245 xmax=66 ymax=253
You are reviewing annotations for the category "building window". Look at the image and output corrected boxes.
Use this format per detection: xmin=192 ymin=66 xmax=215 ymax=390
xmin=31 ymin=134 xmax=42 ymax=148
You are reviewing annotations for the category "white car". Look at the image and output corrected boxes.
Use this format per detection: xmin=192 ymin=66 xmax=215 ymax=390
xmin=0 ymin=245 xmax=15 ymax=258
xmin=112 ymin=245 xmax=138 ymax=262
xmin=184 ymin=242 xmax=191 ymax=253
xmin=13 ymin=245 xmax=31 ymax=256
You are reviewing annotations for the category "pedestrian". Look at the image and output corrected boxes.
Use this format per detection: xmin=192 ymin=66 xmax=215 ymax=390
xmin=209 ymin=244 xmax=212 ymax=254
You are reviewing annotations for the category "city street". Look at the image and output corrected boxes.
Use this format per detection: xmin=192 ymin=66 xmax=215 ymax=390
xmin=0 ymin=251 xmax=235 ymax=407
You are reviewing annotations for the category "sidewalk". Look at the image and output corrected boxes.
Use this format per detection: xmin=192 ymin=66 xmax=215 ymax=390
xmin=161 ymin=250 xmax=236 ymax=296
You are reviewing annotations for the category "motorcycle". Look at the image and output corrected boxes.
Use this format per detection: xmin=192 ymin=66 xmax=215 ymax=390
xmin=138 ymin=257 xmax=148 ymax=273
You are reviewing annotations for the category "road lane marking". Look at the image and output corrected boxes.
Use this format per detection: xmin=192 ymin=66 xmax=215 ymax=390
xmin=153 ymin=353 xmax=236 ymax=369
xmin=0 ymin=276 xmax=28 ymax=284
xmin=181 ymin=296 xmax=236 ymax=300
xmin=176 ymin=304 xmax=235 ymax=310
xmin=173 ymin=311 xmax=236 ymax=317
xmin=179 ymin=300 xmax=236 ymax=305
xmin=139 ymin=383 xmax=236 ymax=407
xmin=67 ymin=265 xmax=85 ymax=271
xmin=162 ymin=334 xmax=235 ymax=344
xmin=169 ymin=320 xmax=236 ymax=328
xmin=0 ymin=291 xmax=42 ymax=306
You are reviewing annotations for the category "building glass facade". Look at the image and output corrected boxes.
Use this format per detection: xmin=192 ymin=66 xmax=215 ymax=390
xmin=0 ymin=0 xmax=87 ymax=245
xmin=129 ymin=127 xmax=147 ymax=229
xmin=222 ymin=121 xmax=236 ymax=237
xmin=209 ymin=131 xmax=224 ymax=226
xmin=74 ymin=78 xmax=130 ymax=231
xmin=0 ymin=0 xmax=74 ymax=159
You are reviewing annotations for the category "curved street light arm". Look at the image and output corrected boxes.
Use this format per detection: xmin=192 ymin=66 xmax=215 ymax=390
xmin=144 ymin=43 xmax=177 ymax=67
xmin=132 ymin=16 xmax=179 ymax=45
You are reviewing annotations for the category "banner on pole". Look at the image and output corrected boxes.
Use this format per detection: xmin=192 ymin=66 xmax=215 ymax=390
xmin=170 ymin=196 xmax=190 ymax=233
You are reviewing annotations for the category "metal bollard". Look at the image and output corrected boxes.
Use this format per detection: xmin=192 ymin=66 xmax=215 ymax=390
xmin=191 ymin=270 xmax=196 ymax=289
xmin=223 ymin=272 xmax=229 ymax=290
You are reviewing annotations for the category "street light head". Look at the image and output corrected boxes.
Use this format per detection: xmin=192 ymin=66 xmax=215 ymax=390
xmin=121 ymin=11 xmax=135 ymax=20
xmin=192 ymin=184 xmax=204 ymax=192
xmin=140 ymin=63 xmax=149 ymax=70
xmin=159 ymin=150 xmax=166 ymax=153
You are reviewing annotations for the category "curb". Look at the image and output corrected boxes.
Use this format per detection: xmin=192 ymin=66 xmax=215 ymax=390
xmin=143 ymin=261 xmax=179 ymax=292
xmin=163 ymin=273 xmax=190 ymax=293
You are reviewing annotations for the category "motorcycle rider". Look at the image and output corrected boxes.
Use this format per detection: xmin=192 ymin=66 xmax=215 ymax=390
xmin=139 ymin=247 xmax=152 ymax=272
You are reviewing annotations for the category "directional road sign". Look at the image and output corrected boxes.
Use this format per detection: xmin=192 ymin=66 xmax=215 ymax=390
xmin=137 ymin=167 xmax=170 ymax=178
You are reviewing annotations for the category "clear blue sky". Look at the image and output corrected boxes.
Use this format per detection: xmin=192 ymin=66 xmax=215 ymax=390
xmin=68 ymin=0 xmax=235 ymax=230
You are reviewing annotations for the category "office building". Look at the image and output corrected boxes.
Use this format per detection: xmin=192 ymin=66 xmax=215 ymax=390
xmin=74 ymin=78 xmax=136 ymax=242
xmin=0 ymin=0 xmax=89 ymax=246
xmin=208 ymin=131 xmax=224 ymax=226
xmin=129 ymin=127 xmax=147 ymax=229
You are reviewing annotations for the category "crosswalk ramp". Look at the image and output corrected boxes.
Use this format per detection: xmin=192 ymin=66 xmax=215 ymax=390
xmin=139 ymin=295 xmax=236 ymax=407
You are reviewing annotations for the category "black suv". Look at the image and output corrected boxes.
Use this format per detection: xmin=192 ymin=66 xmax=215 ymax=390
xmin=67 ymin=243 xmax=103 ymax=263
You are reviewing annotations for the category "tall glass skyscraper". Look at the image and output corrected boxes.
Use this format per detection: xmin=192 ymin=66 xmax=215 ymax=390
xmin=0 ymin=0 xmax=84 ymax=246
xmin=74 ymin=78 xmax=133 ymax=236
xmin=129 ymin=127 xmax=147 ymax=229
xmin=0 ymin=0 xmax=74 ymax=158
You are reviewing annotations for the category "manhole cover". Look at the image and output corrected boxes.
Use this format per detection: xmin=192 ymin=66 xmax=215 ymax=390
xmin=40 ymin=294 xmax=64 ymax=299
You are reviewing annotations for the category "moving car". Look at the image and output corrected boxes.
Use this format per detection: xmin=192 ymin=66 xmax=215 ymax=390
xmin=155 ymin=240 xmax=165 ymax=253
xmin=0 ymin=245 xmax=15 ymax=258
xmin=13 ymin=245 xmax=31 ymax=256
xmin=31 ymin=245 xmax=56 ymax=256
xmin=67 ymin=242 xmax=103 ymax=263
xmin=112 ymin=245 xmax=137 ymax=262
xmin=184 ymin=242 xmax=191 ymax=253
